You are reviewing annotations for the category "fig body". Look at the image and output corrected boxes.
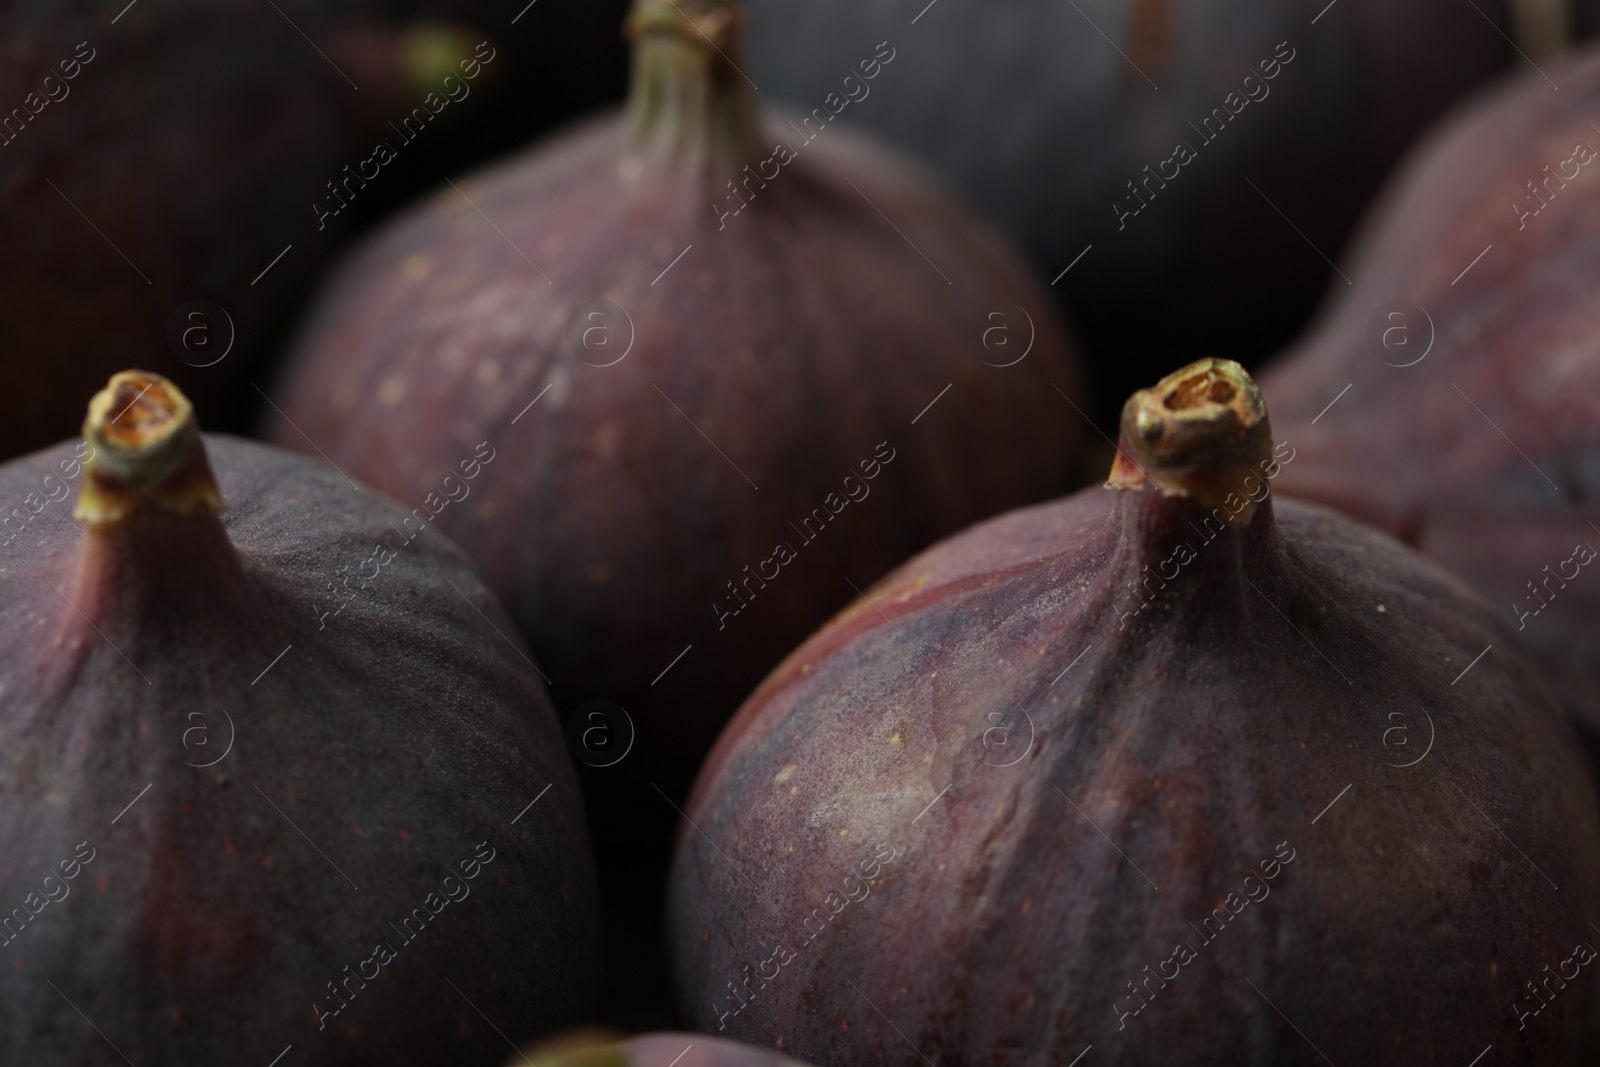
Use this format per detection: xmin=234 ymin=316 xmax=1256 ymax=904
xmin=669 ymin=361 xmax=1600 ymax=1066
xmin=743 ymin=0 xmax=1519 ymax=414
xmin=1259 ymin=45 xmax=1600 ymax=731
xmin=0 ymin=373 xmax=597 ymax=1065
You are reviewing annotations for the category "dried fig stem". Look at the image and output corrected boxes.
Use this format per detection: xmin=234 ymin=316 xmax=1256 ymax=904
xmin=624 ymin=0 xmax=762 ymax=173
xmin=74 ymin=371 xmax=223 ymax=527
xmin=1107 ymin=358 xmax=1274 ymax=527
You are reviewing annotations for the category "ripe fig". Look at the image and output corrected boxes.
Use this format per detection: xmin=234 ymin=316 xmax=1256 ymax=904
xmin=0 ymin=372 xmax=596 ymax=1064
xmin=1258 ymin=45 xmax=1600 ymax=735
xmin=268 ymin=0 xmax=1086 ymax=889
xmin=669 ymin=360 xmax=1600 ymax=1065
xmin=741 ymin=0 xmax=1524 ymax=416
xmin=0 ymin=0 xmax=492 ymax=459
xmin=515 ymin=1030 xmax=814 ymax=1066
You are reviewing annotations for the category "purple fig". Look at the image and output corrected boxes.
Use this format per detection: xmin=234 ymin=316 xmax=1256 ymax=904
xmin=0 ymin=371 xmax=597 ymax=1064
xmin=0 ymin=1 xmax=490 ymax=459
xmin=1258 ymin=45 xmax=1600 ymax=735
xmin=669 ymin=360 xmax=1600 ymax=1065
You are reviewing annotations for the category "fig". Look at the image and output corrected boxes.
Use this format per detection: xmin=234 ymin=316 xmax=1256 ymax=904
xmin=668 ymin=360 xmax=1600 ymax=1065
xmin=268 ymin=0 xmax=1085 ymax=884
xmin=515 ymin=1030 xmax=814 ymax=1066
xmin=0 ymin=372 xmax=597 ymax=1064
xmin=0 ymin=0 xmax=493 ymax=459
xmin=1258 ymin=45 xmax=1600 ymax=734
xmin=742 ymin=0 xmax=1524 ymax=417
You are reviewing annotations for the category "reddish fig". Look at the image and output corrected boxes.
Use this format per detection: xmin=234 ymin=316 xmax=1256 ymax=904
xmin=1258 ymin=46 xmax=1600 ymax=733
xmin=0 ymin=1 xmax=491 ymax=458
xmin=742 ymin=0 xmax=1529 ymax=412
xmin=0 ymin=372 xmax=596 ymax=1064
xmin=669 ymin=360 xmax=1600 ymax=1065
xmin=268 ymin=0 xmax=1086 ymax=873
xmin=515 ymin=1030 xmax=813 ymax=1066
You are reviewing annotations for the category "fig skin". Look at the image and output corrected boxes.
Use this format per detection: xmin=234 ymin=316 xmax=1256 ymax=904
xmin=269 ymin=5 xmax=1086 ymax=786
xmin=668 ymin=361 xmax=1600 ymax=1065
xmin=741 ymin=0 xmax=1522 ymax=417
xmin=0 ymin=373 xmax=597 ymax=1065
xmin=514 ymin=1030 xmax=815 ymax=1066
xmin=1258 ymin=46 xmax=1600 ymax=732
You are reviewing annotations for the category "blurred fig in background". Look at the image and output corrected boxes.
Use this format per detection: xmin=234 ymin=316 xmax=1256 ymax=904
xmin=742 ymin=0 xmax=1533 ymax=422
xmin=515 ymin=1030 xmax=814 ymax=1066
xmin=670 ymin=361 xmax=1600 ymax=1065
xmin=0 ymin=0 xmax=494 ymax=461
xmin=1260 ymin=45 xmax=1600 ymax=742
xmin=302 ymin=0 xmax=633 ymax=230
xmin=268 ymin=0 xmax=1087 ymax=1020
xmin=0 ymin=372 xmax=597 ymax=1063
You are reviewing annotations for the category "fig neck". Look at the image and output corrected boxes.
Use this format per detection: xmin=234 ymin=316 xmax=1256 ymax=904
xmin=623 ymin=0 xmax=762 ymax=178
xmin=68 ymin=372 xmax=246 ymax=625
xmin=1104 ymin=360 xmax=1293 ymax=621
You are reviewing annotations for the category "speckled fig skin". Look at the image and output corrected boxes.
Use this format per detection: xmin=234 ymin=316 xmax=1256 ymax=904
xmin=270 ymin=3 xmax=1085 ymax=826
xmin=515 ymin=1029 xmax=815 ymax=1066
xmin=0 ymin=373 xmax=596 ymax=1065
xmin=669 ymin=361 xmax=1600 ymax=1066
xmin=1258 ymin=46 xmax=1600 ymax=733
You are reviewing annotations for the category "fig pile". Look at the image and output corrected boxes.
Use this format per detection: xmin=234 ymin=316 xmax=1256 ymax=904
xmin=5 ymin=0 xmax=1597 ymax=1060
xmin=668 ymin=360 xmax=1600 ymax=1065
xmin=0 ymin=372 xmax=597 ymax=1065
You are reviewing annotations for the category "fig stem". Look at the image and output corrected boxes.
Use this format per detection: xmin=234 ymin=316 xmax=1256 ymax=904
xmin=74 ymin=371 xmax=223 ymax=527
xmin=623 ymin=0 xmax=762 ymax=173
xmin=1107 ymin=358 xmax=1274 ymax=527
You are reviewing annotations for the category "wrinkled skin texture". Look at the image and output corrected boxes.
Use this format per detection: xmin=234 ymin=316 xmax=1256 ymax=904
xmin=1260 ymin=47 xmax=1600 ymax=731
xmin=743 ymin=0 xmax=1517 ymax=419
xmin=0 ymin=0 xmax=482 ymax=458
xmin=270 ymin=108 xmax=1085 ymax=786
xmin=0 ymin=435 xmax=597 ymax=1065
xmin=670 ymin=482 xmax=1600 ymax=1065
